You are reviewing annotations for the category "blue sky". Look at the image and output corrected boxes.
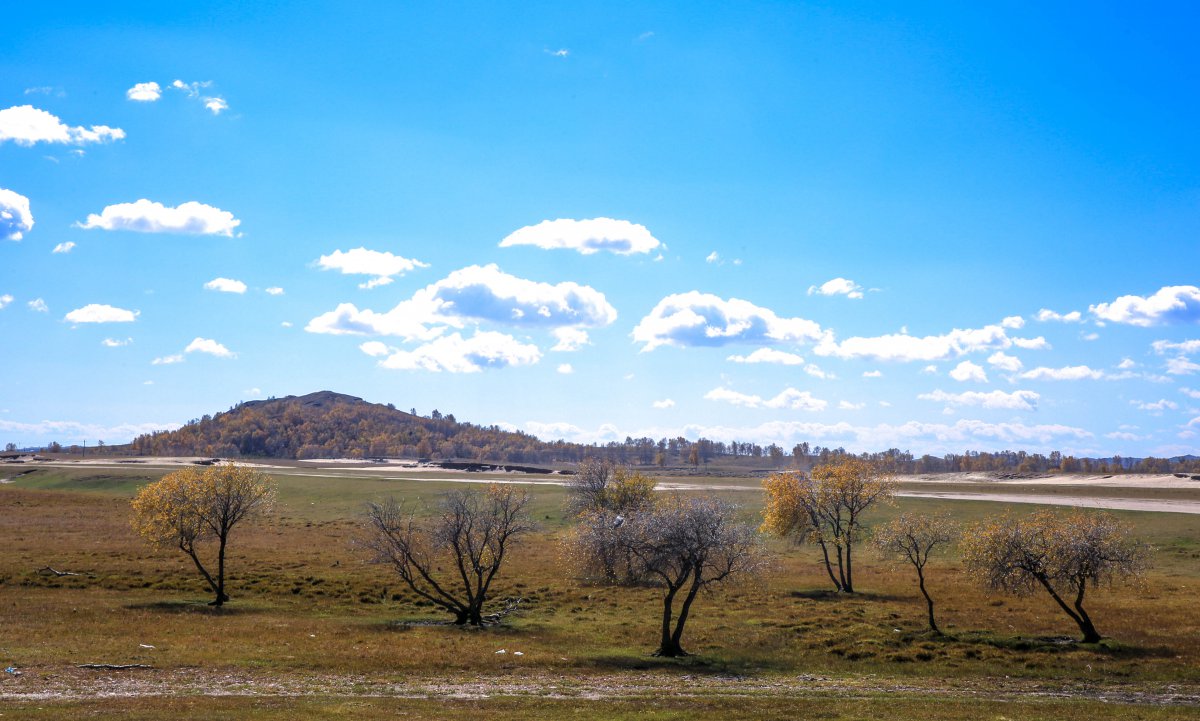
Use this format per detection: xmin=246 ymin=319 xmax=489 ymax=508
xmin=2 ymin=2 xmax=1199 ymax=457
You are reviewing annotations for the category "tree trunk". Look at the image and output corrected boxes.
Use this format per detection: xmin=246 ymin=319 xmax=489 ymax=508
xmin=817 ymin=540 xmax=843 ymax=592
xmin=211 ymin=532 xmax=229 ymax=606
xmin=843 ymin=539 xmax=854 ymax=594
xmin=656 ymin=585 xmax=684 ymax=657
xmin=668 ymin=568 xmax=705 ymax=655
xmin=1072 ymin=580 xmax=1101 ymax=643
xmin=916 ymin=565 xmax=939 ymax=634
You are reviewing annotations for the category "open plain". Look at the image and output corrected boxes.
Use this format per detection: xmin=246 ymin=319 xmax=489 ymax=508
xmin=2 ymin=461 xmax=1199 ymax=719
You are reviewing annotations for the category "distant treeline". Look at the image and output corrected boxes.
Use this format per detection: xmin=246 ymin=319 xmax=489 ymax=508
xmin=38 ymin=391 xmax=1200 ymax=475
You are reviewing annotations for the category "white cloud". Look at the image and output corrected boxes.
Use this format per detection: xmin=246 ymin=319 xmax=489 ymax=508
xmin=1153 ymin=339 xmax=1200 ymax=355
xmin=170 ymin=80 xmax=229 ymax=115
xmin=0 ymin=294 xmax=12 ymax=309
xmin=814 ymin=323 xmax=1031 ymax=362
xmin=704 ymin=387 xmax=828 ymax=412
xmin=706 ymin=251 xmax=721 ymax=263
xmin=546 ymin=48 xmax=570 ymax=58
xmin=0 ymin=418 xmax=180 ymax=444
xmin=0 ymin=188 xmax=34 ymax=241
xmin=1034 ymin=308 xmax=1083 ymax=323
xmin=27 ymin=298 xmax=48 ymax=313
xmin=52 ymin=241 xmax=75 ymax=254
xmin=922 ymin=365 xmax=938 ymax=374
xmin=185 ymin=337 xmax=235 ymax=358
xmin=378 ymin=331 xmax=541 ymax=373
xmin=0 ymin=105 xmax=125 ymax=146
xmin=77 ymin=199 xmax=240 ymax=236
xmin=280 ymin=321 xmax=293 ymax=328
xmin=499 ymin=217 xmax=661 ymax=255
xmin=305 ymin=300 xmax=443 ymax=341
xmin=652 ymin=399 xmax=675 ymax=409
xmin=429 ymin=264 xmax=616 ymax=328
xmin=862 ymin=370 xmax=882 ymax=378
xmin=1105 ymin=431 xmax=1145 ymax=442
xmin=557 ymin=363 xmax=574 ymax=374
xmin=1166 ymin=357 xmax=1200 ymax=375
xmin=1117 ymin=358 xmax=1137 ymax=370
xmin=152 ymin=354 xmax=183 ymax=365
xmin=1132 ymin=399 xmax=1178 ymax=412
xmin=203 ymin=277 xmax=247 ymax=294
xmin=838 ymin=401 xmax=865 ymax=411
xmin=204 ymin=97 xmax=229 ymax=115
xmin=1089 ymin=285 xmax=1200 ymax=326
xmin=1180 ymin=387 xmax=1200 ymax=400
xmin=949 ymin=360 xmax=988 ymax=383
xmin=64 ymin=303 xmax=138 ymax=323
xmin=1019 ymin=365 xmax=1104 ymax=381
xmin=551 ymin=327 xmax=590 ymax=352
xmin=987 ymin=351 xmax=1023 ymax=372
xmin=918 ymin=389 xmax=1040 ymax=411
xmin=1001 ymin=315 xmax=1025 ymax=329
xmin=359 ymin=341 xmax=390 ymax=357
xmin=265 ymin=287 xmax=284 ymax=296
xmin=126 ymin=82 xmax=162 ymax=102
xmin=1011 ymin=336 xmax=1050 ymax=350
xmin=101 ymin=337 xmax=132 ymax=347
xmin=1080 ymin=332 xmax=1100 ymax=341
xmin=804 ymin=363 xmax=833 ymax=379
xmin=316 ymin=248 xmax=429 ymax=288
xmin=634 ymin=291 xmax=824 ymax=351
xmin=807 ymin=277 xmax=863 ymax=299
xmin=726 ymin=348 xmax=805 ymax=365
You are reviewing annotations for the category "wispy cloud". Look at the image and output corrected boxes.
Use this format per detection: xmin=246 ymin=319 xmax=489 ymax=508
xmin=918 ymin=388 xmax=1039 ymax=411
xmin=704 ymin=387 xmax=827 ymax=411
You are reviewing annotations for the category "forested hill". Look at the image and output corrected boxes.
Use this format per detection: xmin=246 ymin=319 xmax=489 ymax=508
xmin=129 ymin=391 xmax=564 ymax=462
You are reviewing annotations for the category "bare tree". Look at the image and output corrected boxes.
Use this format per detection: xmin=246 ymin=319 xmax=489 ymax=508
xmin=619 ymin=496 xmax=767 ymax=657
xmin=131 ymin=464 xmax=276 ymax=606
xmin=565 ymin=459 xmax=658 ymax=584
xmin=873 ymin=513 xmax=958 ymax=634
xmin=361 ymin=484 xmax=533 ymax=626
xmin=762 ymin=459 xmax=894 ymax=593
xmin=961 ymin=510 xmax=1149 ymax=643
xmin=566 ymin=458 xmax=656 ymax=517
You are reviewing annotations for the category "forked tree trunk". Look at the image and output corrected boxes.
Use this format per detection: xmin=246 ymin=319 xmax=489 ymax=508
xmin=657 ymin=585 xmax=684 ymax=656
xmin=1036 ymin=574 xmax=1101 ymax=643
xmin=817 ymin=540 xmax=843 ymax=592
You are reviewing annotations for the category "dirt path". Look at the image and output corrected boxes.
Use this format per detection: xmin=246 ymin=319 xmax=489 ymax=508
xmin=2 ymin=668 xmax=1199 ymax=706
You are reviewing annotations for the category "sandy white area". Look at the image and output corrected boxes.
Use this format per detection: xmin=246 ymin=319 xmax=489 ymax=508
xmin=897 ymin=472 xmax=1200 ymax=489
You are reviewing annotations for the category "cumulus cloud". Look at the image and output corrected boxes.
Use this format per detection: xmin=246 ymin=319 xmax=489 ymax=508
xmin=1153 ymin=339 xmax=1200 ymax=355
xmin=653 ymin=399 xmax=675 ymax=409
xmin=203 ymin=277 xmax=247 ymax=294
xmin=1011 ymin=336 xmax=1050 ymax=350
xmin=949 ymin=360 xmax=988 ymax=383
xmin=838 ymin=401 xmax=866 ymax=411
xmin=204 ymin=97 xmax=229 ymax=115
xmin=557 ymin=363 xmax=574 ymax=374
xmin=1166 ymin=357 xmax=1200 ymax=375
xmin=27 ymin=298 xmax=48 ymax=312
xmin=64 ymin=303 xmax=138 ymax=323
xmin=1001 ymin=316 xmax=1025 ymax=329
xmin=304 ymin=300 xmax=443 ymax=341
xmin=987 ymin=351 xmax=1023 ymax=372
xmin=185 ymin=337 xmax=235 ymax=358
xmin=499 ymin=217 xmax=661 ymax=255
xmin=77 ymin=199 xmax=240 ymax=236
xmin=316 ymin=248 xmax=429 ymax=288
xmin=1181 ymin=387 xmax=1200 ymax=400
xmin=378 ymin=331 xmax=541 ymax=373
xmin=918 ymin=389 xmax=1039 ymax=411
xmin=551 ymin=327 xmax=590 ymax=352
xmin=359 ymin=341 xmax=390 ymax=357
xmin=265 ymin=287 xmax=284 ymax=296
xmin=1019 ymin=365 xmax=1104 ymax=381
xmin=726 ymin=348 xmax=805 ymax=365
xmin=1117 ymin=358 xmax=1137 ymax=370
xmin=0 ymin=294 xmax=12 ymax=309
xmin=1132 ymin=399 xmax=1178 ymax=412
xmin=1034 ymin=308 xmax=1083 ymax=323
xmin=428 ymin=264 xmax=616 ymax=328
xmin=170 ymin=80 xmax=228 ymax=115
xmin=52 ymin=241 xmax=75 ymax=254
xmin=0 ymin=105 xmax=125 ymax=146
xmin=814 ymin=323 xmax=1034 ymax=362
xmin=126 ymin=82 xmax=162 ymax=101
xmin=1089 ymin=285 xmax=1200 ymax=326
xmin=634 ymin=291 xmax=824 ymax=351
xmin=704 ymin=387 xmax=827 ymax=411
xmin=804 ymin=364 xmax=834 ymax=379
xmin=807 ymin=277 xmax=863 ymax=299
xmin=0 ymin=188 xmax=34 ymax=241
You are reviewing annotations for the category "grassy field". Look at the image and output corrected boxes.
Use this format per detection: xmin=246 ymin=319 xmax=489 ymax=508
xmin=2 ymin=463 xmax=1199 ymax=719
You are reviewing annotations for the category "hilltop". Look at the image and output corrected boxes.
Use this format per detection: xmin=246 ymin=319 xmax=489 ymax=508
xmin=129 ymin=391 xmax=565 ymax=463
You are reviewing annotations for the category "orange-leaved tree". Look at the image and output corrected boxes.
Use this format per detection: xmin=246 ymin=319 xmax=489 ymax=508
xmin=762 ymin=457 xmax=894 ymax=593
xmin=131 ymin=464 xmax=276 ymax=606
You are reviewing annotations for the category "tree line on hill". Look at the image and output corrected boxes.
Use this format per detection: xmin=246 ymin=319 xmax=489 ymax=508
xmin=31 ymin=391 xmax=1200 ymax=475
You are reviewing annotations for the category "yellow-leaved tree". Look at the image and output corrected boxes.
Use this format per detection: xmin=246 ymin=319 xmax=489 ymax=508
xmin=131 ymin=464 xmax=276 ymax=606
xmin=762 ymin=457 xmax=894 ymax=593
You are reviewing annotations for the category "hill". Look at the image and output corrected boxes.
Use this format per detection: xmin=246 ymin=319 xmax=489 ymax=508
xmin=128 ymin=391 xmax=570 ymax=463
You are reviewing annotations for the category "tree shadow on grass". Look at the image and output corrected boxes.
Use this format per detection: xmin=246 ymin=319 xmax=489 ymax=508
xmin=789 ymin=589 xmax=908 ymax=603
xmin=948 ymin=630 xmax=1176 ymax=658
xmin=587 ymin=651 xmax=788 ymax=675
xmin=123 ymin=599 xmax=265 ymax=615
